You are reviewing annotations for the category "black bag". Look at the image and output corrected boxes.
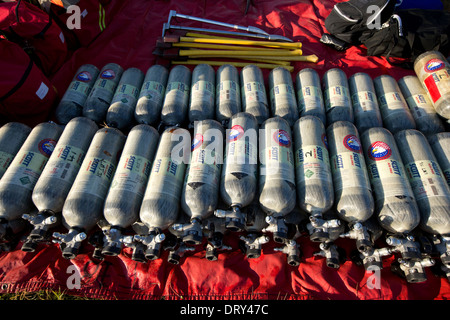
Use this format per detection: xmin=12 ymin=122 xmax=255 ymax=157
xmin=363 ymin=9 xmax=450 ymax=63
xmin=322 ymin=0 xmax=397 ymax=48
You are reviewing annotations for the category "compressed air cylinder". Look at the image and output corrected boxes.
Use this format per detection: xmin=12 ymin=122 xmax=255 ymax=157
xmin=398 ymin=75 xmax=445 ymax=136
xmin=56 ymin=127 xmax=125 ymax=258
xmin=140 ymin=127 xmax=189 ymax=232
xmin=106 ymin=67 xmax=144 ymax=130
xmin=428 ymin=132 xmax=450 ymax=188
xmin=241 ymin=65 xmax=269 ymax=125
xmin=102 ymin=124 xmax=159 ymax=256
xmin=189 ymin=64 xmax=216 ymax=125
xmin=295 ymin=68 xmax=326 ymax=124
xmin=55 ymin=64 xmax=99 ymax=124
xmin=292 ymin=115 xmax=333 ymax=215
xmin=219 ymin=112 xmax=258 ymax=214
xmin=0 ymin=122 xmax=31 ymax=179
xmin=414 ymin=51 xmax=450 ymax=120
xmin=160 ymin=65 xmax=191 ymax=127
xmin=268 ymin=67 xmax=299 ymax=127
xmin=395 ymin=129 xmax=450 ymax=235
xmin=0 ymin=122 xmax=63 ymax=222
xmin=180 ymin=120 xmax=224 ymax=244
xmin=373 ymin=75 xmax=416 ymax=134
xmin=259 ymin=117 xmax=296 ymax=217
xmin=134 ymin=65 xmax=169 ymax=126
xmin=215 ymin=64 xmax=241 ymax=125
xmin=322 ymin=68 xmax=353 ymax=125
xmin=361 ymin=127 xmax=420 ymax=234
xmin=31 ymin=118 xmax=98 ymax=219
xmin=348 ymin=72 xmax=383 ymax=133
xmin=327 ymin=121 xmax=374 ymax=223
xmin=83 ymin=63 xmax=124 ymax=123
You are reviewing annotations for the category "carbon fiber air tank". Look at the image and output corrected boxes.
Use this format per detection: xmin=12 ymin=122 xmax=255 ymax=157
xmin=215 ymin=64 xmax=242 ymax=126
xmin=292 ymin=115 xmax=334 ymax=216
xmin=395 ymin=129 xmax=450 ymax=236
xmin=414 ymin=51 xmax=450 ymax=120
xmin=0 ymin=122 xmax=31 ymax=179
xmin=178 ymin=120 xmax=224 ymax=244
xmin=322 ymin=68 xmax=353 ymax=125
xmin=0 ymin=122 xmax=62 ymax=239
xmin=428 ymin=132 xmax=450 ymax=188
xmin=373 ymin=75 xmax=416 ymax=134
xmin=138 ymin=127 xmax=189 ymax=259
xmin=188 ymin=64 xmax=216 ymax=125
xmin=83 ymin=63 xmax=124 ymax=123
xmin=398 ymin=75 xmax=445 ymax=136
xmin=259 ymin=117 xmax=296 ymax=217
xmin=160 ymin=65 xmax=191 ymax=127
xmin=134 ymin=65 xmax=169 ymax=126
xmin=55 ymin=64 xmax=99 ymax=124
xmin=361 ymin=127 xmax=420 ymax=234
xmin=54 ymin=127 xmax=126 ymax=259
xmin=106 ymin=67 xmax=144 ymax=130
xmin=348 ymin=72 xmax=383 ymax=133
xmin=102 ymin=124 xmax=159 ymax=256
xmin=327 ymin=121 xmax=374 ymax=223
xmin=268 ymin=66 xmax=299 ymax=127
xmin=241 ymin=65 xmax=269 ymax=125
xmin=215 ymin=112 xmax=258 ymax=231
xmin=295 ymin=68 xmax=326 ymax=124
xmin=22 ymin=117 xmax=98 ymax=251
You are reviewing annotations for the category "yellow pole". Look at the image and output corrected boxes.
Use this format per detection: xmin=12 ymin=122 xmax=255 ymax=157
xmin=172 ymin=59 xmax=294 ymax=72
xmin=179 ymin=36 xmax=302 ymax=49
xmin=180 ymin=49 xmax=303 ymax=57
xmin=190 ymin=55 xmax=292 ymax=66
xmin=225 ymin=54 xmax=319 ymax=63
xmin=172 ymin=42 xmax=297 ymax=53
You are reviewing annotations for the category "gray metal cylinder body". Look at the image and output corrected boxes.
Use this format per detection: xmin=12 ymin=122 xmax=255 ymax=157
xmin=361 ymin=127 xmax=420 ymax=234
xmin=106 ymin=67 xmax=144 ymax=130
xmin=395 ymin=129 xmax=450 ymax=235
xmin=0 ymin=122 xmax=31 ymax=179
xmin=0 ymin=122 xmax=63 ymax=221
xmin=327 ymin=121 xmax=374 ymax=223
xmin=104 ymin=124 xmax=159 ymax=228
xmin=295 ymin=68 xmax=326 ymax=124
xmin=322 ymin=68 xmax=353 ymax=126
xmin=241 ymin=65 xmax=269 ymax=125
xmin=32 ymin=117 xmax=98 ymax=214
xmin=135 ymin=65 xmax=169 ymax=126
xmin=55 ymin=64 xmax=99 ymax=124
xmin=268 ymin=67 xmax=299 ymax=127
xmin=140 ymin=127 xmax=189 ymax=230
xmin=189 ymin=64 xmax=216 ymax=124
xmin=259 ymin=117 xmax=296 ymax=217
xmin=160 ymin=65 xmax=191 ymax=126
xmin=348 ymin=72 xmax=383 ymax=133
xmin=215 ymin=64 xmax=242 ymax=124
xmin=292 ymin=115 xmax=333 ymax=215
xmin=373 ymin=75 xmax=416 ymax=134
xmin=428 ymin=132 xmax=450 ymax=188
xmin=83 ymin=63 xmax=124 ymax=123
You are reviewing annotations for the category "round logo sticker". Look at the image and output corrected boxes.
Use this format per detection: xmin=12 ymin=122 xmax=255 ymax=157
xmin=368 ymin=141 xmax=391 ymax=161
xmin=76 ymin=71 xmax=92 ymax=82
xmin=322 ymin=133 xmax=328 ymax=149
xmin=273 ymin=130 xmax=291 ymax=147
xmin=191 ymin=133 xmax=203 ymax=151
xmin=343 ymin=134 xmax=361 ymax=152
xmin=229 ymin=125 xmax=244 ymax=141
xmin=100 ymin=69 xmax=116 ymax=79
xmin=38 ymin=139 xmax=57 ymax=157
xmin=424 ymin=59 xmax=445 ymax=73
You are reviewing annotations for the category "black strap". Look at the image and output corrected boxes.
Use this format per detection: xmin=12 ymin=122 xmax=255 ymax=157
xmin=0 ymin=57 xmax=34 ymax=102
xmin=13 ymin=0 xmax=54 ymax=39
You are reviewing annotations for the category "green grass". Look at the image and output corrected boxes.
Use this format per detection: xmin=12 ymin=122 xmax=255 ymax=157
xmin=0 ymin=288 xmax=91 ymax=300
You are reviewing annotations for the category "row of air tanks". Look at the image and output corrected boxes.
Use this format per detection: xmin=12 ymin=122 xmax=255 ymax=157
xmin=0 ymin=112 xmax=450 ymax=282
xmin=54 ymin=62 xmax=447 ymax=143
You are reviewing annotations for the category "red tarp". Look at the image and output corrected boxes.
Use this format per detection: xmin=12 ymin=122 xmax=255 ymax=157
xmin=0 ymin=0 xmax=449 ymax=300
